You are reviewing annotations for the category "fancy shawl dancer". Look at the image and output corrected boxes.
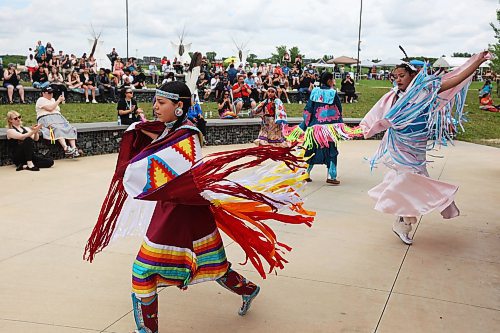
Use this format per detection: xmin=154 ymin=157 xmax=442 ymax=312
xmin=253 ymin=86 xmax=288 ymax=147
xmin=84 ymin=81 xmax=315 ymax=333
xmin=360 ymin=51 xmax=490 ymax=245
xmin=285 ymin=72 xmax=363 ymax=185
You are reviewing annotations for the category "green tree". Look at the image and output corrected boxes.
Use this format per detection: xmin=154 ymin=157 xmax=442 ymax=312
xmin=452 ymin=52 xmax=472 ymax=57
xmin=322 ymin=54 xmax=334 ymax=62
xmin=205 ymin=51 xmax=217 ymax=62
xmin=489 ymin=9 xmax=500 ymax=73
xmin=271 ymin=45 xmax=288 ymax=64
xmin=289 ymin=46 xmax=301 ymax=62
xmin=247 ymin=53 xmax=258 ymax=63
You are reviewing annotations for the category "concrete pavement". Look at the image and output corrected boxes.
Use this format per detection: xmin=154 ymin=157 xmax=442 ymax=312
xmin=0 ymin=140 xmax=498 ymax=333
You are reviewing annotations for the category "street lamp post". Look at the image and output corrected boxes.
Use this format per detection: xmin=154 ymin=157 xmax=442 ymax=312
xmin=126 ymin=0 xmax=129 ymax=59
xmin=356 ymin=0 xmax=363 ymax=81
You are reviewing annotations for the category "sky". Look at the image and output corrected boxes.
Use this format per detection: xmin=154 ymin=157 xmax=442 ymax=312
xmin=0 ymin=0 xmax=498 ymax=62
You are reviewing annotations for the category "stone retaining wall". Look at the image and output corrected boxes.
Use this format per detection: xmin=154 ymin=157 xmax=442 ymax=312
xmin=0 ymin=118 xmax=374 ymax=166
xmin=0 ymin=86 xmax=358 ymax=104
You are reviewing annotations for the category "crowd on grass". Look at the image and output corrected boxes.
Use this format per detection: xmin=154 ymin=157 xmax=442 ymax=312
xmin=1 ymin=43 xmax=361 ymax=107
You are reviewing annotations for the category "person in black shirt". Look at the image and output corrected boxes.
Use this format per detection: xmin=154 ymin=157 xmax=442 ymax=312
xmin=340 ymin=73 xmax=356 ymax=103
xmin=80 ymin=68 xmax=97 ymax=103
xmin=132 ymin=68 xmax=147 ymax=89
xmin=117 ymin=88 xmax=144 ymax=125
xmin=32 ymin=66 xmax=50 ymax=89
xmin=97 ymin=68 xmax=117 ymax=102
xmin=298 ymin=72 xmax=313 ymax=102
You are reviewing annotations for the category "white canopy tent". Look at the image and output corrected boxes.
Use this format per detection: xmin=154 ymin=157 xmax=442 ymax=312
xmin=376 ymin=58 xmax=403 ymax=67
xmin=433 ymin=56 xmax=490 ymax=68
xmin=310 ymin=63 xmax=336 ymax=68
xmin=359 ymin=60 xmax=378 ymax=68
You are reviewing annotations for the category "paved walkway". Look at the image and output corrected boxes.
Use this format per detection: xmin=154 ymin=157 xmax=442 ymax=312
xmin=0 ymin=141 xmax=498 ymax=333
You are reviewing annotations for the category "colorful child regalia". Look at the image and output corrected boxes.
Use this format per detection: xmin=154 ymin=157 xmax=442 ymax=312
xmin=84 ymin=120 xmax=315 ymax=332
xmin=285 ymin=86 xmax=363 ymax=181
xmin=360 ymin=56 xmax=482 ymax=219
xmin=253 ymin=97 xmax=288 ymax=147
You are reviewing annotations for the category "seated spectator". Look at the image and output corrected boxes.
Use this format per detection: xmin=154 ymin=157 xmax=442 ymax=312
xmin=121 ymin=68 xmax=134 ymax=88
xmin=132 ymin=68 xmax=146 ymax=89
xmin=60 ymin=54 xmax=72 ymax=79
xmin=48 ymin=66 xmax=67 ymax=99
xmin=244 ymin=71 xmax=259 ymax=102
xmin=340 ymin=73 xmax=356 ymax=103
xmin=126 ymin=57 xmax=136 ymax=72
xmin=232 ymin=74 xmax=256 ymax=113
xmin=217 ymin=91 xmax=237 ymax=118
xmin=290 ymin=65 xmax=300 ymax=88
xmin=148 ymin=60 xmax=158 ymax=85
xmin=5 ymin=111 xmax=54 ymax=171
xmin=97 ymin=68 xmax=117 ymax=102
xmin=66 ymin=70 xmax=83 ymax=90
xmin=227 ymin=64 xmax=238 ymax=84
xmin=80 ymin=68 xmax=98 ymax=103
xmin=208 ymin=73 xmax=221 ymax=100
xmin=25 ymin=54 xmax=38 ymax=82
xmin=298 ymin=72 xmax=313 ymax=103
xmin=250 ymin=63 xmax=258 ymax=75
xmin=281 ymin=63 xmax=290 ymax=84
xmin=187 ymin=98 xmax=206 ymax=135
xmin=33 ymin=66 xmax=50 ymax=90
xmin=3 ymin=64 xmax=25 ymax=104
xmin=113 ymin=57 xmax=125 ymax=82
xmin=161 ymin=71 xmax=175 ymax=85
xmin=278 ymin=73 xmax=290 ymax=103
xmin=479 ymin=80 xmax=493 ymax=100
xmin=196 ymin=72 xmax=209 ymax=101
xmin=117 ymin=88 xmax=145 ymax=125
xmin=36 ymin=87 xmax=80 ymax=157
xmin=87 ymin=56 xmax=97 ymax=74
xmin=162 ymin=60 xmax=173 ymax=77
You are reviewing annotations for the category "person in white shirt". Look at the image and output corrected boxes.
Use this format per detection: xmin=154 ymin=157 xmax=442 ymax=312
xmin=148 ymin=60 xmax=158 ymax=85
xmin=35 ymin=86 xmax=79 ymax=157
xmin=25 ymin=54 xmax=38 ymax=82
xmin=122 ymin=68 xmax=134 ymax=88
xmin=205 ymin=73 xmax=220 ymax=100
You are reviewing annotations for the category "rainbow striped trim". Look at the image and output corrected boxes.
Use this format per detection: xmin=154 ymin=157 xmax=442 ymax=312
xmin=132 ymin=230 xmax=228 ymax=296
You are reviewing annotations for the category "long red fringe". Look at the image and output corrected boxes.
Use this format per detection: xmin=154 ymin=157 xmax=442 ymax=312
xmin=190 ymin=145 xmax=314 ymax=278
xmin=83 ymin=121 xmax=167 ymax=262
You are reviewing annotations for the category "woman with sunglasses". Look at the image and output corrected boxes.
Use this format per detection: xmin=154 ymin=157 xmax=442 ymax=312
xmin=85 ymin=80 xmax=314 ymax=333
xmin=360 ymin=51 xmax=490 ymax=245
xmin=5 ymin=111 xmax=54 ymax=171
xmin=117 ymin=89 xmax=144 ymax=125
xmin=217 ymin=91 xmax=237 ymax=118
xmin=36 ymin=86 xmax=80 ymax=157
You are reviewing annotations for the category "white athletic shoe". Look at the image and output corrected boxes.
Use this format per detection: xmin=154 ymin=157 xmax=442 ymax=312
xmin=392 ymin=217 xmax=413 ymax=245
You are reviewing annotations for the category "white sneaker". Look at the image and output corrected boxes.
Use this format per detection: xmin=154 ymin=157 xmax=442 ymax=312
xmin=64 ymin=146 xmax=75 ymax=156
xmin=73 ymin=148 xmax=80 ymax=157
xmin=392 ymin=217 xmax=413 ymax=245
xmin=85 ymin=99 xmax=90 ymax=103
xmin=92 ymin=99 xmax=98 ymax=104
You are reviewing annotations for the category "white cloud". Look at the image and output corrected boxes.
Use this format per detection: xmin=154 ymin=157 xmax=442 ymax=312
xmin=0 ymin=0 xmax=497 ymax=62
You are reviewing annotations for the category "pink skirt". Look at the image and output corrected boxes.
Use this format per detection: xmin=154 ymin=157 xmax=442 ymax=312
xmin=368 ymin=168 xmax=460 ymax=218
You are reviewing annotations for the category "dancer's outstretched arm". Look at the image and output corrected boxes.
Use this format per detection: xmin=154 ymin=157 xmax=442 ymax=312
xmin=439 ymin=51 xmax=490 ymax=93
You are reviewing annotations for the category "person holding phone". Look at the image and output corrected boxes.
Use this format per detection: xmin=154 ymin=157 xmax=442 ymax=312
xmin=117 ymin=88 xmax=144 ymax=125
xmin=6 ymin=111 xmax=54 ymax=171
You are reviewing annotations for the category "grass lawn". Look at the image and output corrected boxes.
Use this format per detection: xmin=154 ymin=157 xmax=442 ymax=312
xmin=1 ymin=80 xmax=498 ymax=147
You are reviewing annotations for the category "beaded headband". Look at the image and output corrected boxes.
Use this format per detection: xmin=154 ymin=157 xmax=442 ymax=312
xmin=155 ymin=89 xmax=180 ymax=100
